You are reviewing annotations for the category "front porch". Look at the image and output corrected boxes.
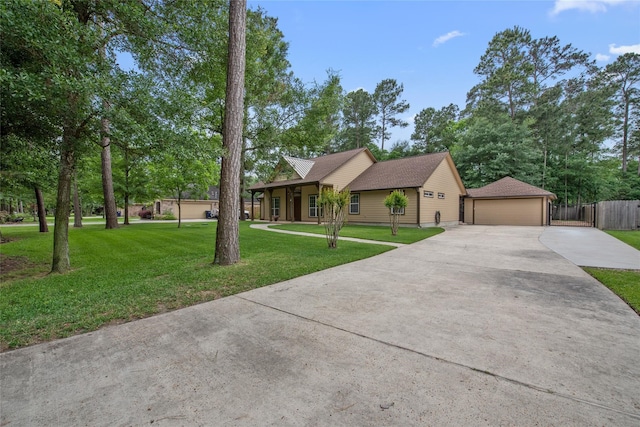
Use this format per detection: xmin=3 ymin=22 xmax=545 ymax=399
xmin=250 ymin=183 xmax=326 ymax=224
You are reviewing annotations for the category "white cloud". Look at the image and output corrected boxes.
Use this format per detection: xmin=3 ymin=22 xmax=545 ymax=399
xmin=609 ymin=43 xmax=640 ymax=54
xmin=551 ymin=0 xmax=631 ymax=15
xmin=595 ymin=53 xmax=611 ymax=61
xmin=433 ymin=30 xmax=466 ymax=47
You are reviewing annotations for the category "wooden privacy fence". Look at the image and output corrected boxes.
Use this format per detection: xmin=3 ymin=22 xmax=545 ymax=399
xmin=596 ymin=200 xmax=640 ymax=230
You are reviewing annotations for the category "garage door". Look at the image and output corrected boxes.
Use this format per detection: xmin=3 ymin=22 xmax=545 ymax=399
xmin=473 ymin=198 xmax=543 ymax=226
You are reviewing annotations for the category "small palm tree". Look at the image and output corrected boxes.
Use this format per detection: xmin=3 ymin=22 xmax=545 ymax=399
xmin=384 ymin=190 xmax=408 ymax=236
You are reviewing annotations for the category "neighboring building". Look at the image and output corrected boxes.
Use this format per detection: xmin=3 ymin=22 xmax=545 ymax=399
xmin=128 ymin=186 xmax=255 ymax=220
xmin=463 ymin=177 xmax=557 ymax=226
xmin=249 ymin=148 xmax=467 ymax=227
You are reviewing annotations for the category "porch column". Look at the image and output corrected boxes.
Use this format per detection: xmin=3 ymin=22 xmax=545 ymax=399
xmin=250 ymin=190 xmax=255 ymax=221
xmin=416 ymin=188 xmax=421 ymax=226
xmin=289 ymin=186 xmax=295 ymax=222
xmin=266 ymin=189 xmax=272 ymax=221
xmin=317 ymin=183 xmax=322 ymax=225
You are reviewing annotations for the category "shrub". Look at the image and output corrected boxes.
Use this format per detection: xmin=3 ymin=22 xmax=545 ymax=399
xmin=318 ymin=187 xmax=350 ymax=249
xmin=384 ymin=190 xmax=409 ymax=236
xmin=160 ymin=211 xmax=176 ymax=220
xmin=138 ymin=209 xmax=153 ymax=219
xmin=0 ymin=212 xmax=26 ymax=223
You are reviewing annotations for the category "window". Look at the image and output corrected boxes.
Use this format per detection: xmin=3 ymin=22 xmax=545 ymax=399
xmin=438 ymin=192 xmax=445 ymax=199
xmin=349 ymin=194 xmax=360 ymax=215
xmin=424 ymin=191 xmax=434 ymax=198
xmin=390 ymin=206 xmax=405 ymax=215
xmin=271 ymin=197 xmax=280 ymax=217
xmin=389 ymin=190 xmax=405 ymax=215
xmin=309 ymin=195 xmax=322 ymax=217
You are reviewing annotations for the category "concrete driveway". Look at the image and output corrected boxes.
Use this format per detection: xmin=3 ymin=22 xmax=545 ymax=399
xmin=2 ymin=225 xmax=639 ymax=426
xmin=540 ymin=226 xmax=640 ymax=269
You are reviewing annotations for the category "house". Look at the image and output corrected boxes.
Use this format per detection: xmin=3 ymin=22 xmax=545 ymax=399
xmin=128 ymin=186 xmax=256 ymax=220
xmin=249 ymin=148 xmax=467 ymax=227
xmin=463 ymin=177 xmax=557 ymax=226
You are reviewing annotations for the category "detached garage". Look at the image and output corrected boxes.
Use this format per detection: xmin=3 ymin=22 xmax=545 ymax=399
xmin=464 ymin=177 xmax=557 ymax=226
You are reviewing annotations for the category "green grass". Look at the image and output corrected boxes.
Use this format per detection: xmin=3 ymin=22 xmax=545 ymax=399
xmin=606 ymin=230 xmax=640 ymax=250
xmin=583 ymin=230 xmax=640 ymax=315
xmin=584 ymin=267 xmax=640 ymax=314
xmin=0 ymin=222 xmax=397 ymax=350
xmin=271 ymin=223 xmax=444 ymax=244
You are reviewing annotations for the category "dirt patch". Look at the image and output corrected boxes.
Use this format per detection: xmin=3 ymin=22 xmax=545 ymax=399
xmin=0 ymin=235 xmax=15 ymax=244
xmin=0 ymin=253 xmax=47 ymax=281
xmin=1 ymin=254 xmax=32 ymax=275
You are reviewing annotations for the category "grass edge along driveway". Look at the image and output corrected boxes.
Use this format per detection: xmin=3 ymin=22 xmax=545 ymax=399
xmin=584 ymin=230 xmax=640 ymax=315
xmin=0 ymin=222 xmax=439 ymax=351
xmin=271 ymin=223 xmax=444 ymax=244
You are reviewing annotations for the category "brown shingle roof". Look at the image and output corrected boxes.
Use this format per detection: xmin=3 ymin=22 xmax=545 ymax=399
xmin=466 ymin=177 xmax=556 ymax=199
xmin=348 ymin=152 xmax=450 ymax=191
xmin=249 ymin=148 xmax=372 ymax=191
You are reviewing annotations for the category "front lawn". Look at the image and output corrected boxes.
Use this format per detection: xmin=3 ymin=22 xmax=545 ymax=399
xmin=584 ymin=230 xmax=640 ymax=315
xmin=271 ymin=223 xmax=444 ymax=244
xmin=0 ymin=222 xmax=396 ymax=351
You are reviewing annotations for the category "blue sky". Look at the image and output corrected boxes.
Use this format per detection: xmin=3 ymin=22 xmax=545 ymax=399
xmin=247 ymin=0 xmax=640 ymax=145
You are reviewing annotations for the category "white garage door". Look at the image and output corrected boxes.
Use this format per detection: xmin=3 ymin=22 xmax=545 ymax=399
xmin=473 ymin=198 xmax=543 ymax=226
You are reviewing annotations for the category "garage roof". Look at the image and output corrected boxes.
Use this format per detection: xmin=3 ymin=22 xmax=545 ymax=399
xmin=466 ymin=177 xmax=556 ymax=200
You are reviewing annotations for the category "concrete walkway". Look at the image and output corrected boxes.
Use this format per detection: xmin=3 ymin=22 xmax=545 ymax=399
xmin=2 ymin=226 xmax=639 ymax=426
xmin=540 ymin=226 xmax=640 ymax=269
xmin=250 ymin=222 xmax=406 ymax=247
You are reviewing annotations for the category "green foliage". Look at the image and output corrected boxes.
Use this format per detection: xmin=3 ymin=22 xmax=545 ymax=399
xmin=0 ymin=212 xmax=26 ymax=224
xmin=452 ymin=115 xmax=539 ymax=188
xmin=0 ymin=222 xmax=392 ymax=350
xmin=285 ymin=70 xmax=344 ymax=157
xmin=159 ymin=211 xmax=177 ymax=221
xmin=337 ymin=88 xmax=377 ymax=151
xmin=373 ymin=79 xmax=410 ymax=150
xmin=411 ymin=104 xmax=460 ymax=153
xmin=318 ymin=187 xmax=351 ymax=248
xmin=384 ymin=190 xmax=409 ymax=236
xmin=150 ymin=130 xmax=220 ymax=227
xmin=603 ymin=53 xmax=640 ymax=173
xmin=386 ymin=140 xmax=414 ymax=160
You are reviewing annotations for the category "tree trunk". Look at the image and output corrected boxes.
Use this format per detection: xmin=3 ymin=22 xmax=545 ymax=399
xmin=124 ymin=192 xmax=130 ymax=225
xmin=239 ymin=139 xmax=246 ymax=221
xmin=124 ymin=152 xmax=131 ymax=225
xmin=52 ymin=136 xmax=74 ymax=274
xmin=622 ymin=96 xmax=629 ymax=173
xmin=541 ymin=145 xmax=547 ymax=190
xmin=35 ymin=185 xmax=48 ymax=233
xmin=73 ymin=172 xmax=83 ymax=228
xmin=380 ymin=116 xmax=386 ymax=151
xmin=390 ymin=213 xmax=399 ymax=236
xmin=214 ymin=0 xmax=246 ymax=266
xmin=101 ymin=112 xmax=119 ymax=229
